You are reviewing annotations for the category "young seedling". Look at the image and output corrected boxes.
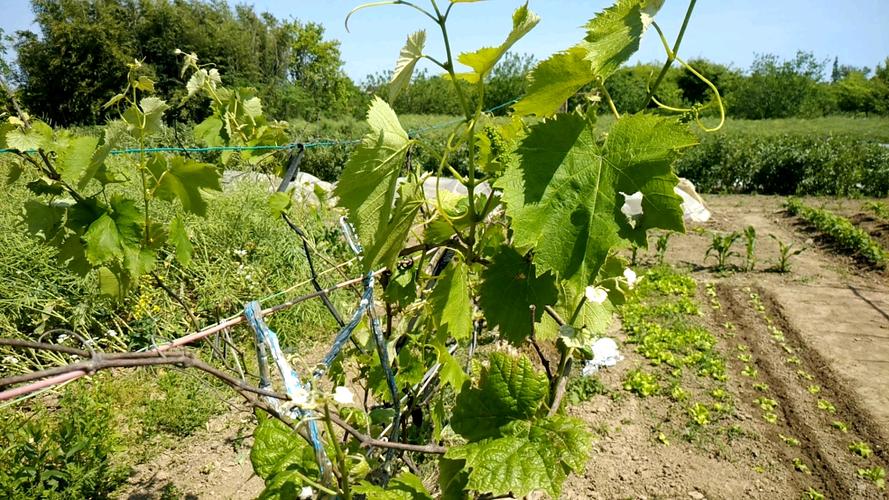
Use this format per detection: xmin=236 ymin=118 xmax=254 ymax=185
xmin=857 ymin=466 xmax=886 ymax=490
xmin=705 ymin=231 xmax=741 ymax=271
xmin=769 ymin=234 xmax=806 ymax=273
xmin=831 ymin=420 xmax=849 ymax=433
xmin=655 ymin=232 xmax=672 ymax=265
xmin=817 ymin=399 xmax=836 ymax=414
xmin=743 ymin=225 xmax=757 ymax=271
xmin=849 ymin=441 xmax=873 ymax=458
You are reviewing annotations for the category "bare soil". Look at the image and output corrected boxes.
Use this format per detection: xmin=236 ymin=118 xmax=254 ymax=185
xmin=121 ymin=195 xmax=889 ymax=499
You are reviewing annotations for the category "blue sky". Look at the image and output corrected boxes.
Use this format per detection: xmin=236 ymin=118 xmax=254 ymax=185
xmin=3 ymin=1 xmax=889 ymax=82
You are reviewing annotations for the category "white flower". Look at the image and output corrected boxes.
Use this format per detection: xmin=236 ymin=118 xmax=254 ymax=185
xmin=298 ymin=486 xmax=314 ymax=499
xmin=56 ymin=334 xmax=70 ymax=343
xmin=584 ymin=286 xmax=609 ymax=304
xmin=106 ymin=329 xmax=118 ymax=338
xmin=620 ymin=191 xmax=644 ymax=218
xmin=291 ymin=387 xmax=310 ymax=407
xmin=234 ymin=249 xmax=248 ymax=257
xmin=623 ymin=268 xmax=638 ymax=288
xmin=332 ymin=386 xmax=354 ymax=405
xmin=3 ymin=355 xmax=18 ymax=365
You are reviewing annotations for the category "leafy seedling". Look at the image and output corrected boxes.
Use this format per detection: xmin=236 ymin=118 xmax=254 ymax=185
xmin=849 ymin=441 xmax=873 ymax=458
xmin=769 ymin=234 xmax=805 ymax=273
xmin=705 ymin=231 xmax=741 ymax=271
xmin=857 ymin=466 xmax=886 ymax=490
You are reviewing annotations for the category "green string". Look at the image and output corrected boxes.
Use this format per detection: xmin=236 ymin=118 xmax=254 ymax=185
xmin=0 ymin=98 xmax=520 ymax=156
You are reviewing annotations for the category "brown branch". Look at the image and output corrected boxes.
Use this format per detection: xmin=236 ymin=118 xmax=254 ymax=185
xmin=548 ymin=357 xmax=573 ymax=417
xmin=0 ymin=338 xmax=90 ymax=358
xmin=327 ymin=412 xmax=446 ymax=455
xmin=527 ymin=305 xmax=553 ymax=381
xmin=544 ymin=305 xmax=567 ymax=327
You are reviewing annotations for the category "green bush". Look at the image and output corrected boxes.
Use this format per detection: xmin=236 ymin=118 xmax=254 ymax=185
xmin=676 ymin=133 xmax=889 ymax=196
xmin=0 ymin=383 xmax=127 ymax=499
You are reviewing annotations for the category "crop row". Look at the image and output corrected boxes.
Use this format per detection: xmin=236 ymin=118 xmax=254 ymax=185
xmin=784 ymin=199 xmax=887 ymax=268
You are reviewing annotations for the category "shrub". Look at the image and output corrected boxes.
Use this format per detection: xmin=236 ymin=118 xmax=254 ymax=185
xmin=677 ymin=133 xmax=889 ymax=196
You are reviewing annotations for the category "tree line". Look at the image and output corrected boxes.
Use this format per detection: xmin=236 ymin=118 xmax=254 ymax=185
xmin=1 ymin=1 xmax=888 ymax=125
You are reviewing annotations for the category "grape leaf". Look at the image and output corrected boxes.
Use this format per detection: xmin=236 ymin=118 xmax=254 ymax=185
xmin=194 ymin=116 xmax=224 ymax=147
xmin=147 ymin=155 xmax=222 ymax=216
xmin=5 ymin=121 xmax=53 ymax=151
xmin=446 ymin=414 xmax=590 ymax=498
xmin=21 ymin=201 xmax=64 ymax=239
xmin=513 ymin=46 xmax=593 ymax=117
xmin=439 ymin=457 xmax=470 ymax=500
xmin=360 ymin=179 xmax=424 ymax=272
xmin=390 ymin=30 xmax=426 ymax=102
xmin=354 ymin=472 xmax=432 ymax=499
xmin=498 ymin=112 xmax=694 ymax=292
xmin=514 ymin=0 xmax=662 ymax=117
xmin=580 ymin=0 xmax=659 ymax=80
xmin=451 ymin=353 xmax=548 ymax=441
xmin=82 ymin=204 xmax=141 ymax=266
xmin=456 ymin=3 xmax=539 ymax=83
xmin=427 ymin=258 xmax=472 ymax=342
xmin=267 ymin=191 xmax=292 ymax=217
xmin=478 ymin=246 xmax=558 ymax=345
xmin=57 ymin=136 xmax=99 ymax=187
xmin=79 ymin=127 xmax=122 ymax=189
xmin=333 ymin=97 xmax=410 ymax=266
xmin=250 ymin=411 xmax=317 ymax=480
xmin=168 ymin=215 xmax=193 ymax=266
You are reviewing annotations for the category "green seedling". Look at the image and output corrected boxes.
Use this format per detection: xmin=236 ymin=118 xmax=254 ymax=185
xmin=742 ymin=365 xmax=758 ymax=378
xmin=817 ymin=399 xmax=836 ymax=414
xmin=831 ymin=420 xmax=849 ymax=433
xmin=689 ymin=403 xmax=711 ymax=426
xmin=769 ymin=234 xmax=806 ymax=273
xmin=857 ymin=466 xmax=886 ymax=490
xmin=763 ymin=412 xmax=778 ymax=424
xmin=807 ymin=385 xmax=821 ymax=395
xmin=743 ymin=225 xmax=757 ymax=271
xmin=655 ymin=232 xmax=672 ymax=265
xmin=705 ymin=231 xmax=741 ymax=271
xmin=753 ymin=383 xmax=770 ymax=392
xmin=803 ymin=488 xmax=825 ymax=500
xmin=779 ymin=434 xmax=800 ymax=447
xmin=754 ymin=397 xmax=778 ymax=412
xmin=849 ymin=441 xmax=873 ymax=458
xmin=793 ymin=458 xmax=810 ymax=474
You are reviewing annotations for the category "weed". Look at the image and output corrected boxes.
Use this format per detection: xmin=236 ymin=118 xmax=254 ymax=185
xmin=656 ymin=431 xmax=670 ymax=446
xmin=866 ymin=201 xmax=889 ymax=221
xmin=143 ymin=369 xmax=225 ymax=438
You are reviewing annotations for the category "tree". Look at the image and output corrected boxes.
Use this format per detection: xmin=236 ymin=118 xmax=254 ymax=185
xmin=728 ymin=51 xmax=829 ymax=119
xmin=484 ymin=52 xmax=535 ymax=114
xmin=834 ymin=71 xmax=879 ymax=115
xmin=677 ymin=58 xmax=740 ymax=107
xmin=13 ymin=0 xmax=358 ymax=124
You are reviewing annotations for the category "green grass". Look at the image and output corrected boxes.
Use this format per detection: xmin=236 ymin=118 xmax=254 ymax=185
xmin=0 ymin=151 xmax=354 ymax=497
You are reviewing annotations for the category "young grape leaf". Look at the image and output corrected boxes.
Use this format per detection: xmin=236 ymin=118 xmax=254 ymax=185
xmin=194 ymin=116 xmax=224 ymax=147
xmin=334 ymin=97 xmax=410 ymax=266
xmin=513 ymin=46 xmax=593 ymax=117
xmin=250 ymin=411 xmax=318 ymax=480
xmin=498 ymin=112 xmax=694 ymax=292
xmin=514 ymin=0 xmax=662 ymax=117
xmin=5 ymin=121 xmax=53 ymax=151
xmin=580 ymin=0 xmax=658 ymax=80
xmin=21 ymin=200 xmax=65 ymax=240
xmin=354 ymin=472 xmax=432 ymax=499
xmin=478 ymin=246 xmax=558 ymax=345
xmin=79 ymin=127 xmax=122 ymax=189
xmin=360 ymin=180 xmax=424 ymax=272
xmin=168 ymin=215 xmax=193 ymax=266
xmin=427 ymin=258 xmax=472 ymax=342
xmin=456 ymin=3 xmax=539 ymax=83
xmin=140 ymin=97 xmax=169 ymax=136
xmin=82 ymin=204 xmax=142 ymax=266
xmin=267 ymin=191 xmax=292 ymax=217
xmin=146 ymin=155 xmax=222 ymax=216
xmin=446 ymin=415 xmax=589 ymax=499
xmin=434 ymin=342 xmax=468 ymax=390
xmin=56 ymin=136 xmax=99 ymax=187
xmin=451 ymin=353 xmax=548 ymax=441
xmin=390 ymin=30 xmax=426 ymax=102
